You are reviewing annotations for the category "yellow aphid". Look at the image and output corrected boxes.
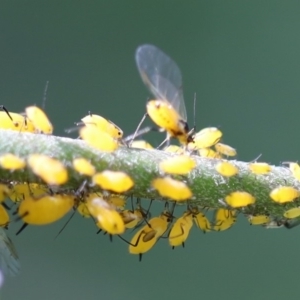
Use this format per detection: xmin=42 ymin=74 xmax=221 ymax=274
xmin=120 ymin=198 xmax=148 ymax=229
xmin=190 ymin=208 xmax=211 ymax=233
xmin=0 ymin=205 xmax=9 ymax=228
xmin=129 ymin=211 xmax=171 ymax=260
xmin=9 ymin=183 xmax=46 ymax=203
xmin=283 ymin=207 xmax=300 ymax=219
xmin=270 ymin=186 xmax=300 ymax=204
xmin=0 ymin=154 xmax=26 ymax=170
xmin=25 ymin=106 xmax=53 ymax=134
xmin=225 ymin=191 xmax=255 ymax=208
xmin=159 ymin=155 xmax=196 ymax=175
xmin=249 ymin=162 xmax=271 ymax=175
xmin=215 ymin=143 xmax=237 ymax=157
xmin=0 ymin=184 xmax=10 ymax=203
xmin=169 ymin=212 xmax=193 ymax=248
xmin=28 ymin=154 xmax=68 ymax=185
xmin=107 ymin=195 xmax=126 ymax=209
xmin=0 ymin=111 xmax=35 ymax=133
xmin=248 ymin=215 xmax=270 ymax=225
xmin=198 ymin=148 xmax=221 ymax=159
xmin=214 ymin=209 xmax=237 ymax=231
xmin=131 ymin=140 xmax=153 ymax=149
xmin=163 ymin=145 xmax=185 ymax=155
xmin=18 ymin=194 xmax=74 ymax=225
xmin=72 ymin=158 xmax=96 ymax=176
xmin=81 ymin=113 xmax=123 ymax=139
xmin=76 ymin=202 xmax=91 ymax=218
xmin=135 ymin=44 xmax=192 ymax=146
xmin=86 ymin=197 xmax=125 ymax=235
xmin=79 ymin=126 xmax=119 ymax=152
xmin=215 ymin=161 xmax=238 ymax=177
xmin=152 ymin=177 xmax=192 ymax=202
xmin=121 ymin=209 xmax=144 ymax=229
xmin=285 ymin=162 xmax=300 ymax=181
xmin=93 ymin=171 xmax=134 ymax=193
xmin=190 ymin=127 xmax=222 ymax=150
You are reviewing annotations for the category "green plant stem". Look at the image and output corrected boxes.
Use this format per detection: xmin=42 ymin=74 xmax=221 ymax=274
xmin=0 ymin=129 xmax=298 ymax=219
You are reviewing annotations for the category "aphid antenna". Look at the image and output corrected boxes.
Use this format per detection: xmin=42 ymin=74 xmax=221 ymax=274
xmin=15 ymin=222 xmax=28 ymax=235
xmin=281 ymin=161 xmax=297 ymax=166
xmin=249 ymin=153 xmax=263 ymax=163
xmin=65 ymin=124 xmax=81 ymax=134
xmin=193 ymin=92 xmax=197 ymax=134
xmin=42 ymin=80 xmax=49 ymax=110
xmin=0 ymin=105 xmax=13 ymax=121
xmin=54 ymin=208 xmax=77 ymax=240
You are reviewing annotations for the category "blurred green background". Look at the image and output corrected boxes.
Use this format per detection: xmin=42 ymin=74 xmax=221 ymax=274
xmin=1 ymin=1 xmax=300 ymax=299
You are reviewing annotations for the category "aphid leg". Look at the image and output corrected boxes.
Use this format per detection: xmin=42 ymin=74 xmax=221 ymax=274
xmin=123 ymin=125 xmax=154 ymax=144
xmin=127 ymin=113 xmax=148 ymax=146
xmin=2 ymin=202 xmax=10 ymax=210
xmin=157 ymin=136 xmax=170 ymax=149
xmin=117 ymin=229 xmax=145 ymax=247
xmin=75 ymin=180 xmax=88 ymax=198
xmin=141 ymin=199 xmax=153 ymax=228
xmin=130 ymin=195 xmax=135 ymax=211
xmin=130 ymin=198 xmax=153 ymax=231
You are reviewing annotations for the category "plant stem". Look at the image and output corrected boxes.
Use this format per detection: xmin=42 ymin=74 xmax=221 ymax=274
xmin=0 ymin=129 xmax=298 ymax=219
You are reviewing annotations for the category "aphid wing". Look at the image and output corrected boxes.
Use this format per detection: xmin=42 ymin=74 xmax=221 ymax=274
xmin=151 ymin=75 xmax=187 ymax=121
xmin=136 ymin=44 xmax=182 ymax=90
xmin=136 ymin=44 xmax=187 ymax=121
xmin=0 ymin=228 xmax=20 ymax=276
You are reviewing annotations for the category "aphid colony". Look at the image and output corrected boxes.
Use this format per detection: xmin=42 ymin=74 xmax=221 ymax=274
xmin=0 ymin=44 xmax=300 ymax=268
